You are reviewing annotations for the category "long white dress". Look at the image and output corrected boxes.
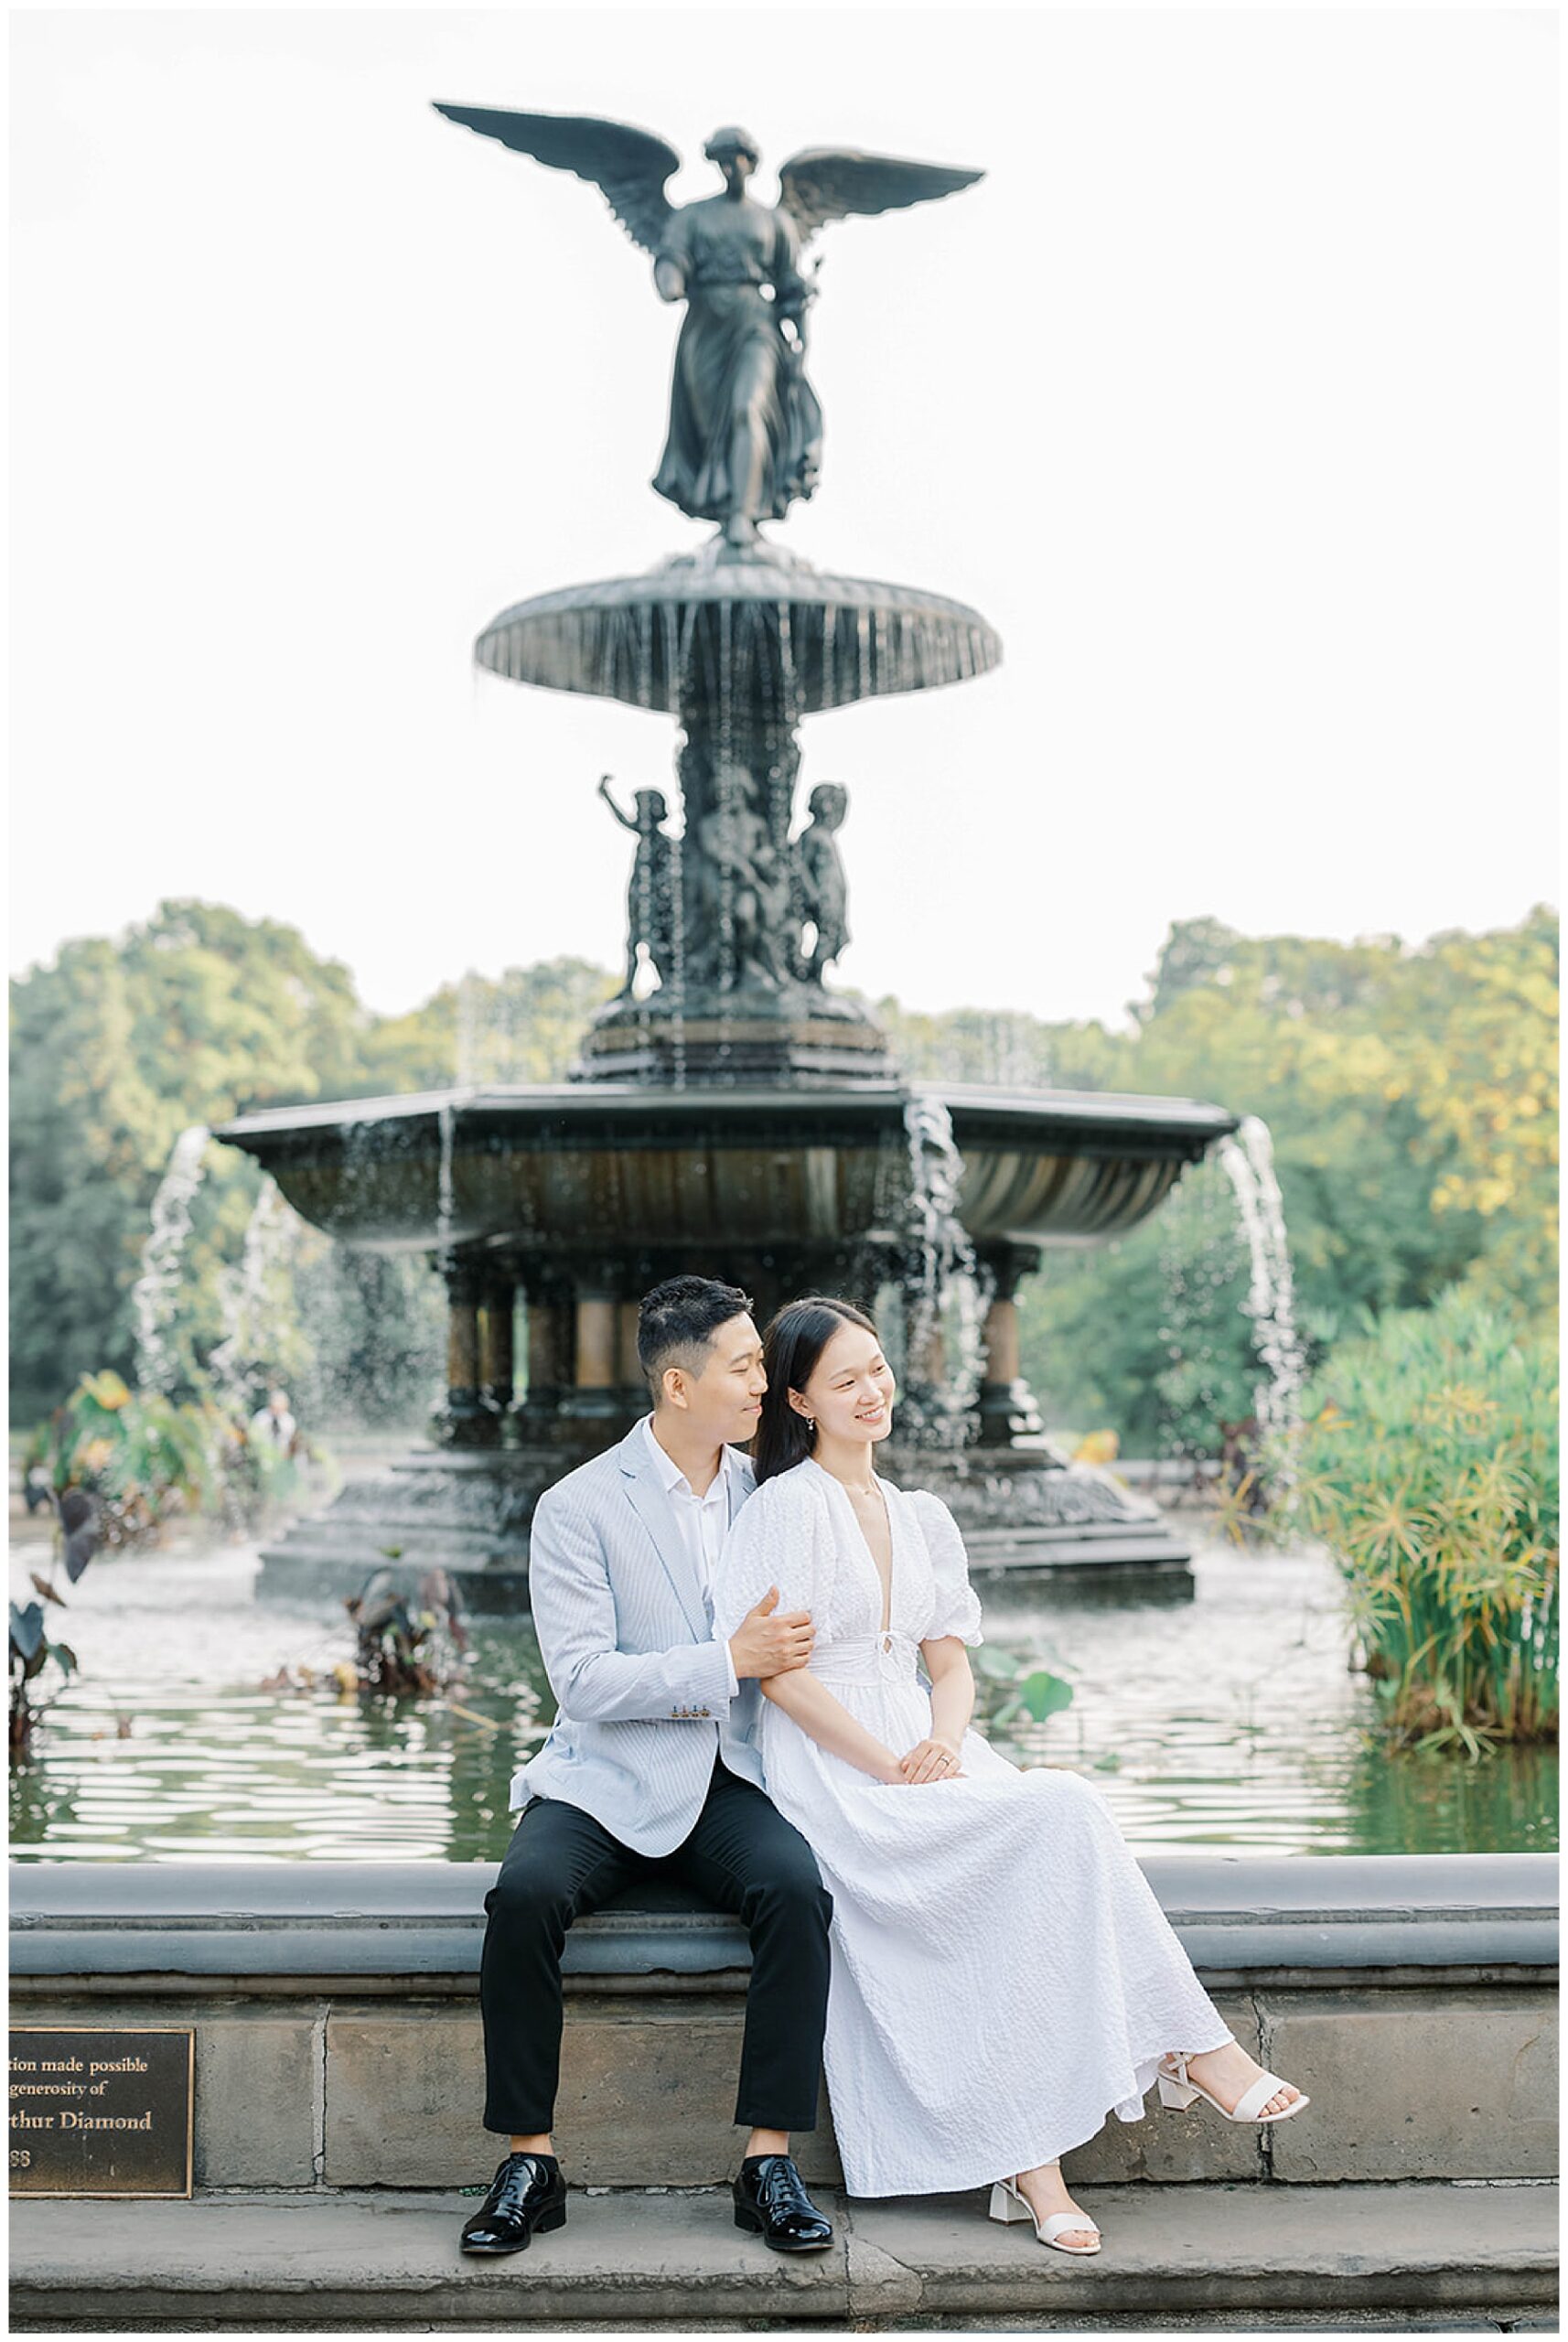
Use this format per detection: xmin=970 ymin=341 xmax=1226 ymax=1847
xmin=712 ymin=1457 xmax=1233 ymax=2197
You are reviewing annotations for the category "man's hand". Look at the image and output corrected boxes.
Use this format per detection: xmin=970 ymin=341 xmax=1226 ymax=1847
xmin=728 ymin=1586 xmax=814 ymax=1680
xmin=898 ymin=1735 xmax=964 ymax=1785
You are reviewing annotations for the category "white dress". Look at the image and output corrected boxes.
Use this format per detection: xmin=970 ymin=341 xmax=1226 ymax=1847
xmin=712 ymin=1458 xmax=1232 ymax=2197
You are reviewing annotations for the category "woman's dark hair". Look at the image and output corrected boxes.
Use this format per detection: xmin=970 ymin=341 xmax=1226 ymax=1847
xmin=754 ymin=1295 xmax=880 ymax=1484
xmin=638 ymin=1275 xmax=753 ymax=1401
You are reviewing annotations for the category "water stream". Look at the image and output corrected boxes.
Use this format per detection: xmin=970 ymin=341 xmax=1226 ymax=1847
xmin=1217 ymin=1115 xmax=1309 ymax=1440
xmin=131 ymin=1124 xmax=212 ymax=1396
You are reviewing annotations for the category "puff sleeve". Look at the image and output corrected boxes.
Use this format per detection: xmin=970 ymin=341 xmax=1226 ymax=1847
xmin=713 ymin=1468 xmax=832 ymax=1642
xmin=908 ymin=1490 xmax=984 ymax=1648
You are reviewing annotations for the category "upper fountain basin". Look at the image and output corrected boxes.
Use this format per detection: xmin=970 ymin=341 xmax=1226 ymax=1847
xmin=216 ymin=1081 xmax=1236 ymax=1257
xmin=475 ymin=545 xmax=1002 ymax=714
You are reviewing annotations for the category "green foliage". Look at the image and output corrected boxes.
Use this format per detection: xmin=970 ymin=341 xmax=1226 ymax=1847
xmin=9 ymin=897 xmax=1558 ymax=1468
xmin=973 ymin=1644 xmax=1076 ymax=1733
xmin=8 ymin=1597 xmax=78 ymax=1760
xmin=43 ymin=1370 xmax=216 ymax=1545
xmin=9 ymin=901 xmax=371 ymax=1411
xmin=1008 ymin=909 xmax=1557 ymax=1452
xmin=1279 ymin=1288 xmax=1558 ymax=1748
xmin=8 ymin=912 xmax=600 ymax=1422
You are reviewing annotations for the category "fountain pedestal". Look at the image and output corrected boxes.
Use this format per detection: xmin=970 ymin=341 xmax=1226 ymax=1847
xmin=223 ymin=1080 xmax=1237 ymax=1605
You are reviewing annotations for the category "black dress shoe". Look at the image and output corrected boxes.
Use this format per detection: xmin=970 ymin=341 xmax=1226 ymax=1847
xmin=733 ymin=2154 xmax=834 ymax=2253
xmin=459 ymin=2152 xmax=567 ymax=2256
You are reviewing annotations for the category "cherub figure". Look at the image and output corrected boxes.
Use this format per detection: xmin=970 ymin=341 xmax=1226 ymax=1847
xmin=688 ymin=800 xmax=794 ymax=992
xmin=597 ymin=774 xmax=673 ymax=996
xmin=793 ymin=781 xmax=851 ymax=981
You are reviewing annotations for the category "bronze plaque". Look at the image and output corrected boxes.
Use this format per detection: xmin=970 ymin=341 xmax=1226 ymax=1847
xmin=9 ymin=2028 xmax=193 ymax=2197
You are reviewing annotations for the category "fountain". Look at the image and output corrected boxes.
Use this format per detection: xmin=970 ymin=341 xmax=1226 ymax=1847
xmin=219 ymin=104 xmax=1238 ymax=1604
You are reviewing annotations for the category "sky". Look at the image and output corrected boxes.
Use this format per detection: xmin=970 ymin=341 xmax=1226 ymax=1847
xmin=8 ymin=5 xmax=1559 ymax=1031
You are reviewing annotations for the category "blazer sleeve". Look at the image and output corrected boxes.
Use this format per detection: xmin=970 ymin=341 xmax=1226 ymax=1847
xmin=908 ymin=1490 xmax=984 ymax=1648
xmin=712 ymin=1471 xmax=828 ymax=1642
xmin=529 ymin=1487 xmax=736 ymax=1725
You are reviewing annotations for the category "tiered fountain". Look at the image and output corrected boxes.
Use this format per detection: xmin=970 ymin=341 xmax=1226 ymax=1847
xmin=221 ymin=105 xmax=1236 ymax=1605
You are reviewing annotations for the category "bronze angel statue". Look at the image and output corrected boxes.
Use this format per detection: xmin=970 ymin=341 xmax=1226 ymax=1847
xmin=434 ymin=107 xmax=982 ymax=547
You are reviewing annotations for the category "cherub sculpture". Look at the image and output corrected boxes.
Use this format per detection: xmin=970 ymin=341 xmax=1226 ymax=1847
xmin=434 ymin=106 xmax=982 ymax=546
xmin=597 ymin=774 xmax=674 ymax=996
xmin=792 ymin=781 xmax=851 ymax=982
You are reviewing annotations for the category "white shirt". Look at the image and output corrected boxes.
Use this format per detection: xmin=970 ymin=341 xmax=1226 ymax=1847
xmin=640 ymin=1415 xmax=741 ymax=1699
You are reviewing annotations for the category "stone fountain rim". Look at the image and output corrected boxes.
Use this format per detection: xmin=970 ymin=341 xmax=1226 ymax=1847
xmin=217 ymin=1080 xmax=1239 ymax=1146
xmin=478 ymin=558 xmax=998 ymax=630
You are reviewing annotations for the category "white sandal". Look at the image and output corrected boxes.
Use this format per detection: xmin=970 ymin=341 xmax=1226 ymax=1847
xmin=1156 ymin=2050 xmax=1309 ymax=2124
xmin=988 ymin=2168 xmax=1101 ymax=2255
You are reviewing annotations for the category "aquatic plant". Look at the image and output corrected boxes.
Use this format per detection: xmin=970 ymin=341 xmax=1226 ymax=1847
xmin=8 ymin=1595 xmax=77 ymax=1761
xmin=1279 ymin=1288 xmax=1558 ymax=1750
xmin=345 ymin=1564 xmax=469 ymax=1697
xmin=974 ymin=1644 xmax=1076 ymax=1736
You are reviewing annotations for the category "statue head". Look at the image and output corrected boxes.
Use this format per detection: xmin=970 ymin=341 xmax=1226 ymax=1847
xmin=635 ymin=789 xmax=669 ymax=828
xmin=808 ymin=782 xmax=848 ymax=830
xmin=704 ymin=125 xmax=760 ymax=191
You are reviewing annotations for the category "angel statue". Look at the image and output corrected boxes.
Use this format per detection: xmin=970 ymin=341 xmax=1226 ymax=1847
xmin=434 ymin=106 xmax=982 ymax=547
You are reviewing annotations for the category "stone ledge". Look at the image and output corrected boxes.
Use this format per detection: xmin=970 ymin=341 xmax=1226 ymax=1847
xmin=7 ymin=2181 xmax=1558 ymax=2330
xmin=11 ymin=1853 xmax=1559 ymax=1982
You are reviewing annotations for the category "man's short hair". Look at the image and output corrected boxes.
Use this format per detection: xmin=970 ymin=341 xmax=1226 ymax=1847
xmin=637 ymin=1275 xmax=754 ymax=1400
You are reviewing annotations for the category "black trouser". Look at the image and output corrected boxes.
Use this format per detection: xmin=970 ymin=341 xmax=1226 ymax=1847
xmin=479 ymin=1759 xmax=832 ymax=2137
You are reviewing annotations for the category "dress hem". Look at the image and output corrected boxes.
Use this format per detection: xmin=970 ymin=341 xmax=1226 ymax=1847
xmin=833 ymin=2025 xmax=1235 ymax=2200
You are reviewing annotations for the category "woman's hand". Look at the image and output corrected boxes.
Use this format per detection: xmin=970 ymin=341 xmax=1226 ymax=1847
xmin=898 ymin=1735 xmax=964 ymax=1785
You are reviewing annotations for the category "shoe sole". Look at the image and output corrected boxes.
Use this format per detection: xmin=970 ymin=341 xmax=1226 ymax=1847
xmin=460 ymin=2203 xmax=567 ymax=2256
xmin=734 ymin=2208 xmax=834 ymax=2253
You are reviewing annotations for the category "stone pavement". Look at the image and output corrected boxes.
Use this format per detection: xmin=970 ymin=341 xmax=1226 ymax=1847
xmin=9 ymin=2178 xmax=1558 ymax=2330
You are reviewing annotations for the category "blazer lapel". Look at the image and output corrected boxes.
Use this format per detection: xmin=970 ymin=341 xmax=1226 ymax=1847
xmin=619 ymin=1431 xmax=711 ymax=1643
xmin=725 ymin=1450 xmax=756 ymax=1529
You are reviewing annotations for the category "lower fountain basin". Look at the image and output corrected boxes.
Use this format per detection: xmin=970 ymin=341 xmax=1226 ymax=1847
xmin=217 ymin=1080 xmax=1236 ymax=1259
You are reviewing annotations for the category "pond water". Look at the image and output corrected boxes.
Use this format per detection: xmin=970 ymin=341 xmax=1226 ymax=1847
xmin=8 ymin=1523 xmax=1557 ymax=1864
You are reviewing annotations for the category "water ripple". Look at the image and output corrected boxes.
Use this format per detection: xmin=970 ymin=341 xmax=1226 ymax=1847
xmin=9 ymin=1533 xmax=1556 ymax=1862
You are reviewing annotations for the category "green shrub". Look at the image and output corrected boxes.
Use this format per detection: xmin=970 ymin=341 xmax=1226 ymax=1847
xmin=1280 ymin=1289 xmax=1558 ymax=1749
xmin=45 ymin=1370 xmax=216 ymax=1546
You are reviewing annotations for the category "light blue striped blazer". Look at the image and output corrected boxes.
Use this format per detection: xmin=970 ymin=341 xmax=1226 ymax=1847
xmin=510 ymin=1420 xmax=767 ymax=1856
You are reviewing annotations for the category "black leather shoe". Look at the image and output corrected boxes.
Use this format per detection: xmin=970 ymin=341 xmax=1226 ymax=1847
xmin=733 ymin=2154 xmax=834 ymax=2253
xmin=459 ymin=2153 xmax=567 ymax=2256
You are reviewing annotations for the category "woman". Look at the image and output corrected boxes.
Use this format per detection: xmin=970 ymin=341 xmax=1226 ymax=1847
xmin=714 ymin=1296 xmax=1308 ymax=2253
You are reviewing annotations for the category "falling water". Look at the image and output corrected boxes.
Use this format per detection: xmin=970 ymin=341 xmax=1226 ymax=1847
xmin=667 ymin=826 xmax=689 ymax=1090
xmin=132 ymin=1125 xmax=211 ymax=1396
xmin=436 ymin=1101 xmax=456 ymax=1271
xmin=208 ymin=1177 xmax=299 ymax=1416
xmin=476 ymin=572 xmax=1001 ymax=714
xmin=898 ymin=1096 xmax=984 ymax=1447
xmin=1218 ymin=1115 xmax=1308 ymax=1441
xmin=715 ymin=598 xmax=737 ymax=1013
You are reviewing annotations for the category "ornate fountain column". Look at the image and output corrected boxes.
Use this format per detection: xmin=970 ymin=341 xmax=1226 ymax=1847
xmin=518 ymin=1274 xmax=570 ymax=1437
xmin=975 ymin=1242 xmax=1047 ymax=1446
xmin=571 ymin=1278 xmax=624 ymax=1422
xmin=435 ymin=1258 xmax=491 ymax=1447
xmin=478 ymin=1271 xmax=516 ymax=1438
xmin=617 ymin=1300 xmax=650 ymax=1417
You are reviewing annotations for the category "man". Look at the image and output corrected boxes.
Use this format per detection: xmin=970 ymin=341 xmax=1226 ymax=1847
xmin=461 ymin=1276 xmax=835 ymax=2259
xmin=248 ymin=1389 xmax=296 ymax=1454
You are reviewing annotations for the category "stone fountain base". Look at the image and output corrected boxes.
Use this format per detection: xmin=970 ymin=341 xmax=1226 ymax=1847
xmin=255 ymin=1434 xmax=1195 ymax=1614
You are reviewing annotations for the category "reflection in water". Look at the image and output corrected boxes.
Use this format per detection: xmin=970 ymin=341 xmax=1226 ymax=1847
xmin=8 ymin=1535 xmax=1556 ymax=1863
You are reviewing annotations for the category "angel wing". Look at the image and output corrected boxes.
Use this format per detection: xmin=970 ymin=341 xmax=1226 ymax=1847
xmin=777 ymin=148 xmax=983 ymax=250
xmin=433 ymin=104 xmax=682 ymax=257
